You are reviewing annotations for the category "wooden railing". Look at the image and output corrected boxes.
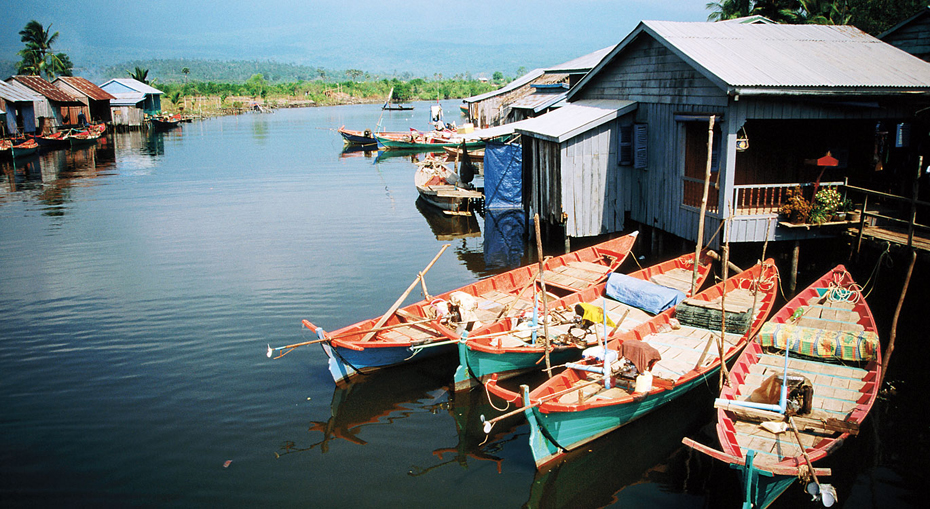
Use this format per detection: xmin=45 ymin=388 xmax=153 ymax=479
xmin=732 ymin=180 xmax=846 ymax=215
xmin=845 ymin=184 xmax=930 ymax=251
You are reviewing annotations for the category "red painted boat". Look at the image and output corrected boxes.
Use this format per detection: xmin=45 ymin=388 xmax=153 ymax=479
xmin=279 ymin=232 xmax=640 ymax=384
xmin=683 ymin=265 xmax=880 ymax=508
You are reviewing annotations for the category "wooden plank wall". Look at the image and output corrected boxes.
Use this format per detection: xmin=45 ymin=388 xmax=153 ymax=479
xmin=560 ymin=121 xmax=623 ymax=237
xmin=882 ymin=14 xmax=930 ymax=61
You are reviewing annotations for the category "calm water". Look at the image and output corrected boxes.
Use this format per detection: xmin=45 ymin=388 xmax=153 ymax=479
xmin=1 ymin=103 xmax=925 ymax=508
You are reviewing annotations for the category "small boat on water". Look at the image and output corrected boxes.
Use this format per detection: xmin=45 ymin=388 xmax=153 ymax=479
xmin=682 ymin=265 xmax=880 ymax=509
xmin=7 ymin=139 xmax=39 ymax=158
xmin=151 ymin=116 xmax=181 ymax=129
xmin=276 ymin=232 xmax=640 ymax=384
xmin=453 ymin=250 xmax=716 ymax=392
xmin=376 ymin=130 xmax=484 ymax=151
xmin=486 ymin=259 xmax=778 ymax=468
xmin=66 ymin=130 xmax=102 ymax=148
xmin=338 ymin=126 xmax=379 ymax=146
xmin=29 ymin=131 xmax=71 ymax=149
xmin=443 ymin=145 xmax=484 ymax=161
xmin=414 ymin=156 xmax=482 ymax=216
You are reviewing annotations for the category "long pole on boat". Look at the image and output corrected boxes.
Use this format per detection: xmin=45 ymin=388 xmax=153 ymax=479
xmin=360 ymin=243 xmax=450 ymax=343
xmin=718 ymin=241 xmax=730 ymax=390
xmin=692 ymin=115 xmax=716 ymax=296
xmin=535 ymin=213 xmax=552 ymax=377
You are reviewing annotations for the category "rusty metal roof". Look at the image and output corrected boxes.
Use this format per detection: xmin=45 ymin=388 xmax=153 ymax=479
xmin=9 ymin=75 xmax=82 ymax=103
xmin=463 ymin=69 xmax=545 ymax=103
xmin=55 ymin=76 xmax=116 ymax=101
xmin=571 ymin=21 xmax=930 ymax=99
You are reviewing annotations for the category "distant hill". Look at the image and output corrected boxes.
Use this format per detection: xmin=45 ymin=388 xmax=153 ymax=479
xmin=0 ymin=60 xmax=19 ymax=78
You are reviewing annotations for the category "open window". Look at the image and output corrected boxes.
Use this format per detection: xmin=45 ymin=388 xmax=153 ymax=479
xmin=681 ymin=118 xmax=721 ymax=211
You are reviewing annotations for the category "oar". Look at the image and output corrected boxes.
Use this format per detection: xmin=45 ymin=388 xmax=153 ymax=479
xmin=494 ymin=264 xmax=543 ymax=321
xmin=480 ymin=378 xmax=604 ymax=433
xmin=360 ymin=243 xmax=450 ymax=343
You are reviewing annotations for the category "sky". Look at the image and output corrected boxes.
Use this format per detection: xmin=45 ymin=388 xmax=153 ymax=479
xmin=0 ymin=0 xmax=712 ymax=78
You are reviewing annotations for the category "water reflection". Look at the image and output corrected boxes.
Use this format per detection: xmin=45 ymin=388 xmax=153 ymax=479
xmin=484 ymin=208 xmax=527 ymax=271
xmin=281 ymin=355 xmax=457 ymax=456
xmin=415 ymin=197 xmax=481 ymax=241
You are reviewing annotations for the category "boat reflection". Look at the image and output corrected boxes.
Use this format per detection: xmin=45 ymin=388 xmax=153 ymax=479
xmin=484 ymin=208 xmax=527 ymax=271
xmin=408 ymin=385 xmax=525 ymax=476
xmin=415 ymin=197 xmax=481 ymax=241
xmin=281 ymin=355 xmax=458 ymax=456
xmin=523 ymin=389 xmax=715 ymax=509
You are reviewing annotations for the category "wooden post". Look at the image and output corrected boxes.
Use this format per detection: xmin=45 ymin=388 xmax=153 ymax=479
xmin=693 ymin=115 xmax=716 ymax=295
xmin=535 ymin=214 xmax=552 ymax=377
xmin=718 ymin=243 xmax=730 ymax=389
xmin=789 ymin=240 xmax=800 ymax=294
xmin=908 ymin=156 xmax=922 ymax=248
xmin=881 ymin=249 xmax=916 ymax=387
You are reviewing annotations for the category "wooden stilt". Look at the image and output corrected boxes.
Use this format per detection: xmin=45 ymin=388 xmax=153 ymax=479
xmin=693 ymin=115 xmax=716 ymax=295
xmin=790 ymin=239 xmax=800 ymax=293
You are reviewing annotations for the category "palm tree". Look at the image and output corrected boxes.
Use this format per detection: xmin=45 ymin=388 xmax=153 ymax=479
xmin=16 ymin=20 xmax=72 ymax=79
xmin=783 ymin=0 xmax=852 ymax=24
xmin=182 ymin=67 xmax=190 ymax=83
xmin=128 ymin=67 xmax=149 ymax=84
xmin=706 ymin=0 xmax=753 ymax=21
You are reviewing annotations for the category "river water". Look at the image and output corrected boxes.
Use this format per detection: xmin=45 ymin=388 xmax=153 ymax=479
xmin=1 ymin=102 xmax=924 ymax=508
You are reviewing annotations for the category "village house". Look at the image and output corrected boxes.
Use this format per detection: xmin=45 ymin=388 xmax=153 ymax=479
xmin=0 ymin=80 xmax=37 ymax=136
xmin=4 ymin=75 xmax=84 ymax=133
xmin=512 ymin=20 xmax=930 ymax=258
xmin=53 ymin=76 xmax=115 ymax=125
xmin=880 ymin=6 xmax=930 ymax=62
xmin=463 ymin=45 xmax=614 ymax=128
xmin=99 ymin=78 xmax=163 ymax=128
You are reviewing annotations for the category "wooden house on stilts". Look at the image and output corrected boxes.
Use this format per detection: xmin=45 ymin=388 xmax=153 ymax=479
xmin=517 ymin=20 xmax=930 ymax=276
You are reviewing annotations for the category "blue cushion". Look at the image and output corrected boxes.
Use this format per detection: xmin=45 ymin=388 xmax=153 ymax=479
xmin=605 ymin=272 xmax=686 ymax=315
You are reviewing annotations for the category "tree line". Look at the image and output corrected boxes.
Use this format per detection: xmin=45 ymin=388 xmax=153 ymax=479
xmin=706 ymin=0 xmax=925 ymax=34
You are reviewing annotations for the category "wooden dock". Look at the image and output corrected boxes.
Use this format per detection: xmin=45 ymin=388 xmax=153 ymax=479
xmin=847 ymin=225 xmax=930 ymax=253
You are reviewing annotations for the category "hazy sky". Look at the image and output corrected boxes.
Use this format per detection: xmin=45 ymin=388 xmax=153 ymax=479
xmin=1 ymin=1 xmax=711 ymax=76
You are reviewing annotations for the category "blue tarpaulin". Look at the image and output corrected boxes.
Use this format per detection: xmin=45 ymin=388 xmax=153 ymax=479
xmin=484 ymin=208 xmax=526 ymax=270
xmin=605 ymin=273 xmax=686 ymax=315
xmin=483 ymin=141 xmax=522 ymax=209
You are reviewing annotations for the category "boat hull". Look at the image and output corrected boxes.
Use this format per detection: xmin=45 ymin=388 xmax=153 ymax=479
xmin=524 ymin=371 xmax=716 ymax=467
xmin=322 ymin=340 xmax=456 ymax=384
xmin=377 ymin=134 xmax=483 ymax=151
xmin=453 ymin=341 xmax=580 ymax=392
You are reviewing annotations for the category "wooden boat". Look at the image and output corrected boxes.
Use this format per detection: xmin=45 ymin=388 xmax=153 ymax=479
xmin=682 ymin=265 xmax=880 ymax=509
xmin=28 ymin=131 xmax=71 ymax=149
xmin=382 ymin=104 xmax=414 ymax=111
xmin=453 ymin=250 xmax=716 ymax=392
xmin=414 ymin=156 xmax=483 ymax=216
xmin=10 ymin=139 xmax=39 ymax=158
xmin=338 ymin=126 xmax=379 ymax=146
xmin=150 ymin=117 xmax=180 ymax=129
xmin=288 ymin=232 xmax=639 ymax=384
xmin=486 ymin=259 xmax=778 ymax=468
xmin=66 ymin=130 xmax=101 ymax=147
xmin=376 ymin=131 xmax=483 ymax=151
xmin=443 ymin=145 xmax=484 ymax=161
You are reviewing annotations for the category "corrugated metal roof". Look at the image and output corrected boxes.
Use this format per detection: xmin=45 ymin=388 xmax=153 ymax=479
xmin=110 ymin=93 xmax=146 ymax=106
xmin=462 ymin=117 xmax=540 ymax=141
xmin=544 ymin=45 xmax=616 ymax=74
xmin=55 ymin=76 xmax=116 ymax=101
xmin=509 ymin=89 xmax=568 ymax=113
xmin=9 ymin=75 xmax=81 ymax=103
xmin=99 ymin=78 xmax=164 ymax=95
xmin=0 ymin=80 xmax=36 ymax=102
xmin=463 ymin=69 xmax=545 ymax=103
xmin=514 ymin=100 xmax=637 ymax=143
xmin=643 ymin=20 xmax=930 ymax=90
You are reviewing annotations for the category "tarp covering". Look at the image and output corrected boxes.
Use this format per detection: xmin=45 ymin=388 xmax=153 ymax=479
xmin=483 ymin=141 xmax=522 ymax=209
xmin=758 ymin=322 xmax=879 ymax=361
xmin=483 ymin=208 xmax=525 ymax=271
xmin=605 ymin=272 xmax=686 ymax=315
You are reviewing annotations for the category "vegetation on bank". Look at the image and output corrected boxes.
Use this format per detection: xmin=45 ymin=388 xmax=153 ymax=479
xmin=155 ymin=76 xmax=498 ymax=115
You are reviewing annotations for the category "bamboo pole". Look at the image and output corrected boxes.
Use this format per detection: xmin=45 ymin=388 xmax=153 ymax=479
xmin=880 ymin=249 xmax=916 ymax=387
xmin=692 ymin=115 xmax=716 ymax=295
xmin=360 ymin=244 xmax=450 ymax=343
xmin=535 ymin=214 xmax=552 ymax=377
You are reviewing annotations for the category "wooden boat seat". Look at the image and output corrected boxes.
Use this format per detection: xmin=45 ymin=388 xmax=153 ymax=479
xmin=649 ymin=268 xmax=696 ymax=294
xmin=543 ymin=261 xmax=613 ymax=292
xmin=643 ymin=326 xmax=743 ymax=379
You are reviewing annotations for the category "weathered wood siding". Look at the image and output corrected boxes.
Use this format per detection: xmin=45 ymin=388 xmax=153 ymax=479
xmin=526 ymin=137 xmax=562 ymax=226
xmin=110 ymin=106 xmax=143 ymax=127
xmin=882 ymin=13 xmax=930 ymax=62
xmin=579 ymin=35 xmax=726 ymax=108
xmin=561 ymin=121 xmax=623 ymax=237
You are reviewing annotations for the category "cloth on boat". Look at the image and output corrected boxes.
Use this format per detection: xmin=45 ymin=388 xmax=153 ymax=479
xmin=582 ymin=345 xmax=618 ymax=364
xmin=758 ymin=322 xmax=879 ymax=361
xmin=605 ymin=272 xmax=686 ymax=315
xmin=617 ymin=339 xmax=661 ymax=374
xmin=574 ymin=302 xmax=616 ymax=328
xmin=449 ymin=291 xmax=479 ymax=325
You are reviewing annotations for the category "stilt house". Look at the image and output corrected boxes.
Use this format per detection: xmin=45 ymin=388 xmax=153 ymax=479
xmin=4 ymin=75 xmax=83 ymax=133
xmin=516 ymin=21 xmax=930 ymax=249
xmin=53 ymin=77 xmax=115 ymax=124
xmin=0 ymin=80 xmax=37 ymax=135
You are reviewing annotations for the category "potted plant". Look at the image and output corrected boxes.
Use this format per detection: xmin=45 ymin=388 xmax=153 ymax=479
xmin=780 ymin=187 xmax=811 ymax=224
xmin=812 ymin=187 xmax=843 ymax=224
xmin=842 ymin=198 xmax=861 ymax=222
